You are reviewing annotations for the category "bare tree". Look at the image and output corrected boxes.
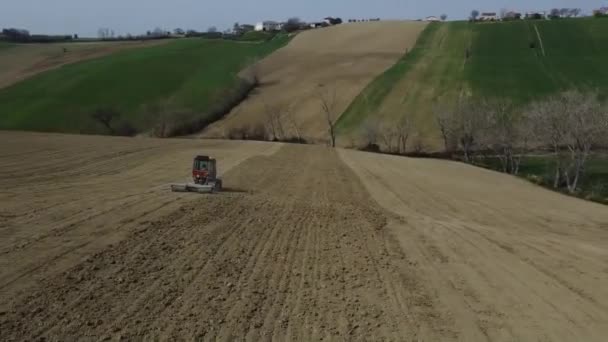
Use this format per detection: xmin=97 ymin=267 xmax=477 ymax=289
xmin=571 ymin=8 xmax=581 ymax=17
xmin=526 ymin=97 xmax=569 ymax=188
xmin=207 ymin=26 xmax=218 ymax=33
xmin=434 ymin=104 xmax=456 ymax=153
xmin=452 ymin=97 xmax=485 ymax=163
xmin=318 ymin=86 xmax=339 ymax=147
xmin=527 ymin=90 xmax=607 ymax=193
xmin=395 ymin=115 xmax=412 ymax=154
xmin=380 ymin=123 xmax=398 ymax=153
xmin=440 ymin=14 xmax=448 ymax=21
xmin=97 ymin=28 xmax=113 ymax=39
xmin=91 ymin=108 xmax=119 ymax=134
xmin=479 ymin=99 xmax=531 ymax=175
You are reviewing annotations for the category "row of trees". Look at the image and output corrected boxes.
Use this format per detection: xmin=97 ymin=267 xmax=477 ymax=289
xmin=1 ymin=28 xmax=74 ymax=43
xmin=433 ymin=91 xmax=608 ymax=193
xmin=548 ymin=8 xmax=582 ymax=18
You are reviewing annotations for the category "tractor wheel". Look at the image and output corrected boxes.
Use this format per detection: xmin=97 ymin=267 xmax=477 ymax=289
xmin=215 ymin=180 xmax=223 ymax=192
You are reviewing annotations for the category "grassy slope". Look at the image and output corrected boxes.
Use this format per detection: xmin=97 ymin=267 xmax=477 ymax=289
xmin=339 ymin=18 xmax=608 ymax=145
xmin=482 ymin=154 xmax=608 ymax=203
xmin=0 ymin=42 xmax=14 ymax=50
xmin=468 ymin=18 xmax=608 ymax=100
xmin=0 ymin=37 xmax=288 ymax=133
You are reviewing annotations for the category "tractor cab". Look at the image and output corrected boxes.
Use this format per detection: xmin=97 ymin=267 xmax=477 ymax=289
xmin=192 ymin=155 xmax=217 ymax=184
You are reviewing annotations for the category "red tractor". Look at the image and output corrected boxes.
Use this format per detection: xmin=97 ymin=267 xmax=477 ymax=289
xmin=171 ymin=155 xmax=222 ymax=193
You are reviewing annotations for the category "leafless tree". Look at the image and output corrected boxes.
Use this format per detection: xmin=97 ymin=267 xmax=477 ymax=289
xmin=452 ymin=97 xmax=485 ymax=163
xmin=318 ymin=86 xmax=339 ymax=147
xmin=395 ymin=115 xmax=411 ymax=154
xmin=434 ymin=104 xmax=456 ymax=152
xmin=91 ymin=107 xmax=119 ymax=134
xmin=527 ymin=90 xmax=607 ymax=193
xmin=440 ymin=14 xmax=448 ymax=21
xmin=571 ymin=8 xmax=581 ymax=17
xmin=479 ymin=99 xmax=531 ymax=175
xmin=380 ymin=123 xmax=398 ymax=153
xmin=97 ymin=28 xmax=114 ymax=39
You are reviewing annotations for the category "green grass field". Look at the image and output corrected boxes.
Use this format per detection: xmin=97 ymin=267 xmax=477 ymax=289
xmin=481 ymin=154 xmax=608 ymax=204
xmin=0 ymin=41 xmax=14 ymax=50
xmin=238 ymin=31 xmax=276 ymax=41
xmin=339 ymin=18 xmax=608 ymax=144
xmin=0 ymin=36 xmax=288 ymax=134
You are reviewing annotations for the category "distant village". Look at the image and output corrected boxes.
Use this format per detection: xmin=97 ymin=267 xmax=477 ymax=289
xmin=3 ymin=6 xmax=608 ymax=44
xmin=234 ymin=16 xmax=380 ymax=34
xmin=425 ymin=6 xmax=608 ymax=22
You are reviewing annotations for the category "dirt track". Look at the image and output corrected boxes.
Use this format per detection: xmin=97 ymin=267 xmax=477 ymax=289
xmin=202 ymin=21 xmax=426 ymax=142
xmin=0 ymin=40 xmax=167 ymax=89
xmin=1 ymin=132 xmax=608 ymax=341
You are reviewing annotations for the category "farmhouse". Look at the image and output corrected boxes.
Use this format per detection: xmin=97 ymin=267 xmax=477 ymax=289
xmin=425 ymin=16 xmax=440 ymax=22
xmin=479 ymin=12 xmax=498 ymax=21
xmin=254 ymin=21 xmax=283 ymax=32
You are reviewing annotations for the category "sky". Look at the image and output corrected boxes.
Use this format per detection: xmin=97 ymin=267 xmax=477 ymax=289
xmin=0 ymin=0 xmax=604 ymax=37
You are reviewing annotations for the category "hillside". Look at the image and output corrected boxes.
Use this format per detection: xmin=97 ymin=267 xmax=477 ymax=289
xmin=0 ymin=37 xmax=288 ymax=135
xmin=339 ymin=18 xmax=608 ymax=148
xmin=0 ymin=40 xmax=169 ymax=89
xmin=201 ymin=21 xmax=427 ymax=142
xmin=1 ymin=131 xmax=607 ymax=340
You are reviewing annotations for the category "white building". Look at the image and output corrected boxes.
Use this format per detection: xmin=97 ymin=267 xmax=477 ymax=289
xmin=425 ymin=16 xmax=440 ymax=22
xmin=254 ymin=21 xmax=283 ymax=32
xmin=525 ymin=11 xmax=548 ymax=19
xmin=479 ymin=12 xmax=498 ymax=21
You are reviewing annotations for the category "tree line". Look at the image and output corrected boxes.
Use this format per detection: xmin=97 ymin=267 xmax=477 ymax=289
xmin=432 ymin=91 xmax=608 ymax=194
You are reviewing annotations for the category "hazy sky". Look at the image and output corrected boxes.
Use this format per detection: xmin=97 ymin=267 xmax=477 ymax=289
xmin=0 ymin=0 xmax=603 ymax=37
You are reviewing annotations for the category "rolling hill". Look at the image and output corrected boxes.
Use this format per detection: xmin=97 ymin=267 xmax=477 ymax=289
xmin=339 ymin=18 xmax=608 ymax=148
xmin=0 ymin=37 xmax=288 ymax=135
xmin=201 ymin=21 xmax=427 ymax=142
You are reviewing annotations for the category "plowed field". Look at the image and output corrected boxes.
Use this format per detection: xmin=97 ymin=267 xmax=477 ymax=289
xmin=202 ymin=21 xmax=426 ymax=142
xmin=1 ymin=132 xmax=607 ymax=341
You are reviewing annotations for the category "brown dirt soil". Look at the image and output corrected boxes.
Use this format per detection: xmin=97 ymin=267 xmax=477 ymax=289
xmin=201 ymin=21 xmax=427 ymax=143
xmin=339 ymin=149 xmax=608 ymax=341
xmin=1 ymin=132 xmax=607 ymax=341
xmin=0 ymin=131 xmax=280 ymax=307
xmin=0 ymin=40 xmax=168 ymax=89
xmin=0 ymin=133 xmax=448 ymax=340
